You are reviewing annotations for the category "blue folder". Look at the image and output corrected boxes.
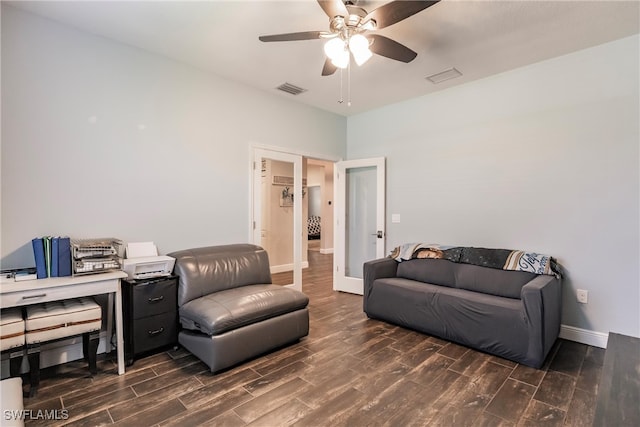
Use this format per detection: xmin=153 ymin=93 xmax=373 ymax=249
xmin=58 ymin=237 xmax=72 ymax=277
xmin=32 ymin=238 xmax=47 ymax=279
xmin=43 ymin=237 xmax=52 ymax=278
xmin=51 ymin=237 xmax=59 ymax=277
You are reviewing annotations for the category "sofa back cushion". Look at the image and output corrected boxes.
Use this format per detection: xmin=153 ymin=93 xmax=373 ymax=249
xmin=169 ymin=244 xmax=272 ymax=307
xmin=396 ymin=259 xmax=456 ymax=288
xmin=453 ymin=263 xmax=538 ymax=299
xmin=395 ymin=258 xmax=538 ymax=299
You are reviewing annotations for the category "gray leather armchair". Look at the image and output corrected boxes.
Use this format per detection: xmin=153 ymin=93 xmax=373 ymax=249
xmin=169 ymin=244 xmax=309 ymax=372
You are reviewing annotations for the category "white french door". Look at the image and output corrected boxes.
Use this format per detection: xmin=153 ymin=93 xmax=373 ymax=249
xmin=334 ymin=157 xmax=386 ymax=295
xmin=252 ymin=148 xmax=303 ymax=292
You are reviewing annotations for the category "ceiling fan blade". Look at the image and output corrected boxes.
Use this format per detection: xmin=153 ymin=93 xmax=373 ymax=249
xmin=317 ymin=0 xmax=349 ymax=18
xmin=259 ymin=31 xmax=324 ymax=42
xmin=321 ymin=58 xmax=337 ymax=76
xmin=364 ymin=0 xmax=439 ymax=30
xmin=368 ymin=34 xmax=417 ymax=63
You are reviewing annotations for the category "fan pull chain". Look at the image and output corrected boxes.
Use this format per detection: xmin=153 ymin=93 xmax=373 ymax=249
xmin=338 ymin=67 xmax=344 ymax=104
xmin=347 ymin=59 xmax=351 ymax=107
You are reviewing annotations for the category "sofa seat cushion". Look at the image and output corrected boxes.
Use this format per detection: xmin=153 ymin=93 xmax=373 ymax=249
xmin=180 ymin=284 xmax=309 ymax=336
xmin=367 ymin=278 xmax=528 ymax=361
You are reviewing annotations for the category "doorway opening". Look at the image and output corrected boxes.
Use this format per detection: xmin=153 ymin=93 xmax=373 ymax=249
xmin=252 ymin=149 xmax=386 ymax=295
xmin=306 ymin=158 xmax=335 ymax=258
xmin=252 ymin=148 xmax=335 ymax=290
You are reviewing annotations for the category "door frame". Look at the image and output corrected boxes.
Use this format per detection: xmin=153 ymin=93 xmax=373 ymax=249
xmin=250 ymin=145 xmax=340 ymax=292
xmin=252 ymin=148 xmax=303 ymax=291
xmin=334 ymin=157 xmax=386 ymax=295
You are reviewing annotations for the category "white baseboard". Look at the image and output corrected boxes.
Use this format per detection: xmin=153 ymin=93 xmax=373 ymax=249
xmin=270 ymin=261 xmax=309 ymax=274
xmin=559 ymin=324 xmax=608 ymax=348
xmin=319 ymin=248 xmax=334 ymax=255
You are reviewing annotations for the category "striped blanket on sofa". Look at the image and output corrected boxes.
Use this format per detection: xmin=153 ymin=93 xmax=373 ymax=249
xmin=389 ymin=243 xmax=561 ymax=278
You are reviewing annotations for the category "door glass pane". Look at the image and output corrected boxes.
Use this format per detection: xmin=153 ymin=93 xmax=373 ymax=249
xmin=345 ymin=166 xmax=377 ymax=278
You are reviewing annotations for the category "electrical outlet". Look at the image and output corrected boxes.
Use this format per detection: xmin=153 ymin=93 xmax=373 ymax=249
xmin=576 ymin=289 xmax=588 ymax=304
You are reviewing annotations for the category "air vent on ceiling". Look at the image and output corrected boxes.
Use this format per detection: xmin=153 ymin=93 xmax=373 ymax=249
xmin=426 ymin=67 xmax=463 ymax=84
xmin=276 ymin=82 xmax=307 ymax=95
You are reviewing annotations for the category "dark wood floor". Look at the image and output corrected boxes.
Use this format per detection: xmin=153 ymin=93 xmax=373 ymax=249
xmin=23 ymin=249 xmax=605 ymax=426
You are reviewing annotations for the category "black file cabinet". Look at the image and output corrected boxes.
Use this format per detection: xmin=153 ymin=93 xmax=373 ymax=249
xmin=122 ymin=275 xmax=178 ymax=365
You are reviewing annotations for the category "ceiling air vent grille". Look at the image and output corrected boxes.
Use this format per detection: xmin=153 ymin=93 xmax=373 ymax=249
xmin=426 ymin=67 xmax=463 ymax=84
xmin=276 ymin=82 xmax=307 ymax=95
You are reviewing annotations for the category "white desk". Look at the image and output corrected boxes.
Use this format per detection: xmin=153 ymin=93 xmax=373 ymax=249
xmin=0 ymin=271 xmax=127 ymax=375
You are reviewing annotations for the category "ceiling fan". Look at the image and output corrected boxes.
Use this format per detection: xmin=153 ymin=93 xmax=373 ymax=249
xmin=259 ymin=0 xmax=440 ymax=76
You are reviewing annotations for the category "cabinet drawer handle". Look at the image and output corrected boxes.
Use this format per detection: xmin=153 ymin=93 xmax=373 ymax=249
xmin=148 ymin=296 xmax=164 ymax=303
xmin=148 ymin=327 xmax=165 ymax=336
xmin=22 ymin=294 xmax=47 ymax=300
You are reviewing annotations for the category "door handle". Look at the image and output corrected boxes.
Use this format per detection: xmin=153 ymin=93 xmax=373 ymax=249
xmin=370 ymin=231 xmax=383 ymax=239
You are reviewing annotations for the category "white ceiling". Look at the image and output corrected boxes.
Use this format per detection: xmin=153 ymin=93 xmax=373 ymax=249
xmin=9 ymin=0 xmax=640 ymax=116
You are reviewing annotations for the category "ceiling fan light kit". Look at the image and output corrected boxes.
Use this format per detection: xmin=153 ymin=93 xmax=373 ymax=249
xmin=324 ymin=33 xmax=372 ymax=69
xmin=323 ymin=37 xmax=347 ymax=67
xmin=348 ymin=34 xmax=373 ymax=66
xmin=259 ymin=0 xmax=440 ymax=104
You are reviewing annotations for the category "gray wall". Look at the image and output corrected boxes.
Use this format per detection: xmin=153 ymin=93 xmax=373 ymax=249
xmin=1 ymin=6 xmax=346 ymax=267
xmin=308 ymin=186 xmax=322 ymax=218
xmin=347 ymin=35 xmax=640 ymax=338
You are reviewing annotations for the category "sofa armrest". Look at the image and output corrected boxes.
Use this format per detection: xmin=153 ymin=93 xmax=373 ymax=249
xmin=363 ymin=258 xmax=398 ymax=312
xmin=521 ymin=274 xmax=562 ymax=367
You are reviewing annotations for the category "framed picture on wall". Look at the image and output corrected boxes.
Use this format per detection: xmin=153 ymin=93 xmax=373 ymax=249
xmin=280 ymin=187 xmax=294 ymax=207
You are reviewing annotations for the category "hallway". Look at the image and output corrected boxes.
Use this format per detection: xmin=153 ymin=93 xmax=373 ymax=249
xmin=271 ymin=242 xmax=331 ymax=287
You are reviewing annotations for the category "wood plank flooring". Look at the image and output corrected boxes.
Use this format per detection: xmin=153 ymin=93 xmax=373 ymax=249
xmin=23 ymin=249 xmax=605 ymax=426
xmin=592 ymin=333 xmax=640 ymax=426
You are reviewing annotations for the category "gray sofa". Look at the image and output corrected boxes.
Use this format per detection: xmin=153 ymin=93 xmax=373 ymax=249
xmin=363 ymin=257 xmax=561 ymax=368
xmin=169 ymin=244 xmax=309 ymax=372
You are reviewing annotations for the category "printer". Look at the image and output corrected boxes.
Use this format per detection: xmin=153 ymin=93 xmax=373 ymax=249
xmin=122 ymin=242 xmax=175 ymax=280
